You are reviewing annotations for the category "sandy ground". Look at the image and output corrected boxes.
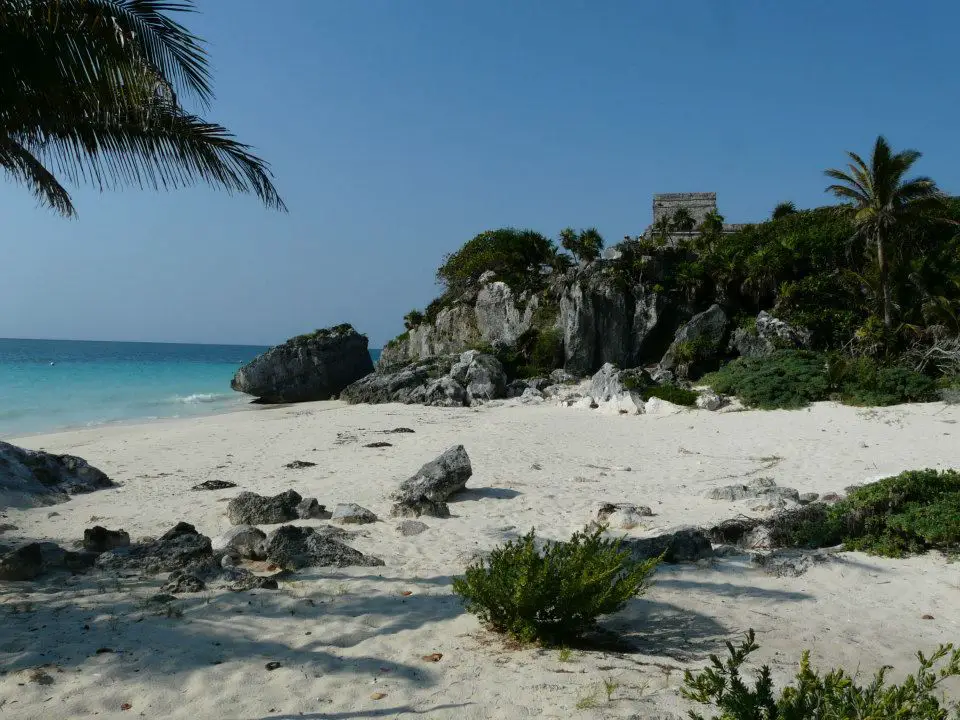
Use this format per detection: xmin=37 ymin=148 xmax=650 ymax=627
xmin=1 ymin=399 xmax=959 ymax=719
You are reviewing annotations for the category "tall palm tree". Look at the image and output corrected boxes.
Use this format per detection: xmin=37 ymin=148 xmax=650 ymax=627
xmin=1 ymin=0 xmax=284 ymax=216
xmin=771 ymin=201 xmax=797 ymax=220
xmin=670 ymin=207 xmax=696 ymax=233
xmin=825 ymin=136 xmax=942 ymax=329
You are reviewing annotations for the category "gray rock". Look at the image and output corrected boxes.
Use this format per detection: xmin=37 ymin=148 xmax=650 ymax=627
xmin=506 ymin=379 xmax=529 ymax=398
xmin=421 ymin=376 xmax=467 ymax=407
xmin=95 ymin=522 xmax=213 ymax=574
xmin=0 ymin=543 xmax=43 ymax=580
xmin=518 ymin=387 xmax=544 ymax=404
xmin=696 ymin=389 xmax=723 ymax=411
xmin=160 ymin=571 xmax=206 ymax=594
xmin=389 ymin=498 xmax=450 ymax=518
xmin=705 ymin=479 xmax=799 ymax=503
xmin=595 ymin=502 xmax=652 ymax=530
xmin=752 ymin=549 xmax=830 ymax=578
xmin=756 ymin=311 xmax=811 ymax=348
xmin=728 ymin=327 xmax=773 ymax=359
xmin=549 ymin=369 xmax=577 ymax=384
xmin=331 ymin=503 xmax=377 ymax=524
xmin=820 ymin=492 xmax=843 ymax=504
xmin=231 ymin=325 xmax=374 ymax=403
xmin=227 ymin=490 xmax=302 ymax=525
xmin=622 ymin=526 xmax=713 ymax=563
xmin=82 ymin=526 xmax=130 ymax=553
xmin=0 ymin=440 xmax=114 ymax=509
xmin=211 ymin=525 xmax=267 ymax=559
xmin=342 ymin=355 xmax=462 ymax=406
xmin=396 ymin=520 xmax=429 ymax=536
xmin=296 ymin=498 xmax=324 ymax=519
xmin=393 ymin=445 xmax=473 ymax=505
xmin=448 ymin=351 xmax=507 ymax=404
xmin=660 ymin=304 xmax=729 ymax=376
xmin=798 ymin=492 xmax=820 ymax=504
xmin=262 ymin=525 xmax=384 ymax=570
xmin=191 ymin=480 xmax=238 ymax=491
xmin=223 ymin=567 xmax=280 ymax=591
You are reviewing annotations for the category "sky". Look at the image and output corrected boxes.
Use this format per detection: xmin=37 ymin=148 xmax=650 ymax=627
xmin=2 ymin=0 xmax=958 ymax=348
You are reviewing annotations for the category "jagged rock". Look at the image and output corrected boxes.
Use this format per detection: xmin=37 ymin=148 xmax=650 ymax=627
xmin=296 ymin=497 xmax=324 ymax=519
xmin=231 ymin=326 xmax=374 ymax=403
xmin=331 ymin=503 xmax=377 ymax=524
xmin=95 ymin=522 xmax=212 ymax=574
xmin=390 ymin=498 xmax=450 ymax=518
xmin=820 ymin=492 xmax=843 ymax=504
xmin=474 ymin=282 xmax=536 ymax=348
xmin=728 ymin=327 xmax=773 ymax=359
xmin=550 ymin=369 xmax=577 ymax=384
xmin=705 ymin=478 xmax=799 ymax=503
xmin=285 ymin=461 xmax=316 ymax=470
xmin=420 ymin=376 xmax=467 ymax=407
xmin=396 ymin=520 xmax=429 ymax=536
xmin=589 ymin=363 xmax=622 ymax=402
xmin=729 ymin=311 xmax=811 ymax=358
xmin=449 ymin=351 xmax=507 ymax=404
xmin=0 ymin=543 xmax=43 ymax=580
xmin=342 ymin=355 xmax=460 ymax=405
xmin=161 ymin=571 xmax=206 ymax=594
xmin=0 ymin=440 xmax=114 ymax=509
xmin=211 ymin=525 xmax=267 ymax=559
xmin=622 ymin=526 xmax=713 ymax=563
xmin=659 ymin=304 xmax=729 ymax=376
xmin=695 ymin=389 xmax=723 ymax=411
xmin=262 ymin=525 xmax=384 ymax=570
xmin=227 ymin=490 xmax=302 ymax=525
xmin=393 ymin=445 xmax=472 ymax=506
xmin=191 ymin=480 xmax=237 ymax=491
xmin=82 ymin=526 xmax=130 ymax=553
xmin=798 ymin=492 xmax=819 ymax=504
xmin=752 ymin=549 xmax=830 ymax=578
xmin=518 ymin=388 xmax=545 ymax=404
xmin=560 ymin=266 xmax=632 ymax=376
xmin=506 ymin=379 xmax=529 ymax=398
xmin=223 ymin=567 xmax=280 ymax=591
xmin=595 ymin=502 xmax=652 ymax=529
xmin=478 ymin=270 xmax=497 ymax=285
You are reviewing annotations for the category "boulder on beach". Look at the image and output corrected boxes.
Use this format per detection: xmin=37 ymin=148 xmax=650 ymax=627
xmin=392 ymin=445 xmax=472 ymax=508
xmin=0 ymin=440 xmax=113 ymax=509
xmin=262 ymin=525 xmax=384 ymax=570
xmin=227 ymin=490 xmax=303 ymax=525
xmin=96 ymin=522 xmax=213 ymax=575
xmin=231 ymin=324 xmax=374 ymax=403
xmin=82 ymin=526 xmax=130 ymax=553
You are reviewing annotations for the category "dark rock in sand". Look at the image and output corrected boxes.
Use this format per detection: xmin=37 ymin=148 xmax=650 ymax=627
xmin=0 ymin=440 xmax=114 ymax=509
xmin=96 ymin=522 xmax=213 ymax=574
xmin=191 ymin=480 xmax=237 ymax=491
xmin=364 ymin=442 xmax=392 ymax=448
xmin=262 ymin=525 xmax=384 ymax=570
xmin=161 ymin=570 xmax=206 ymax=593
xmin=285 ymin=461 xmax=316 ymax=470
xmin=82 ymin=526 xmax=130 ymax=553
xmin=389 ymin=498 xmax=450 ymax=519
xmin=1 ymin=541 xmax=99 ymax=580
xmin=227 ymin=490 xmax=302 ymax=525
xmin=296 ymin=498 xmax=325 ymax=519
xmin=396 ymin=520 xmax=429 ymax=536
xmin=211 ymin=525 xmax=267 ymax=559
xmin=231 ymin=326 xmax=374 ymax=403
xmin=392 ymin=445 xmax=473 ymax=505
xmin=331 ymin=503 xmax=377 ymax=524
xmin=226 ymin=569 xmax=279 ymax=592
xmin=623 ymin=526 xmax=713 ymax=563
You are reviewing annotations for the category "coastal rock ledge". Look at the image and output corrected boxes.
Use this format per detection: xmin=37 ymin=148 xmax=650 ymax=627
xmin=231 ymin=324 xmax=374 ymax=403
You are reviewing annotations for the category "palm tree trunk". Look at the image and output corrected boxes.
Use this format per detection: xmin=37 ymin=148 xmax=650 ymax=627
xmin=876 ymin=228 xmax=893 ymax=329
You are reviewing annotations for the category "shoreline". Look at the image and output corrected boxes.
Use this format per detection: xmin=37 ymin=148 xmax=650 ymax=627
xmin=2 ymin=399 xmax=959 ymax=718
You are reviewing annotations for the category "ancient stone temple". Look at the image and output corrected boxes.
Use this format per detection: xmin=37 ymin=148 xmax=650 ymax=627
xmin=652 ymin=192 xmax=718 ymax=228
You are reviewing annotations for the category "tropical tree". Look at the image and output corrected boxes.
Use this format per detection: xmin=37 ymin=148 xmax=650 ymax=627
xmin=559 ymin=226 xmax=604 ymax=263
xmin=1 ymin=0 xmax=284 ymax=216
xmin=772 ymin=201 xmax=797 ymax=220
xmin=825 ymin=136 xmax=943 ymax=329
xmin=671 ymin=207 xmax=696 ymax=233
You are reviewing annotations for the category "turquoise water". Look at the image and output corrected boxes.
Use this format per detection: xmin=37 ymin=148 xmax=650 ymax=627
xmin=0 ymin=338 xmax=381 ymax=438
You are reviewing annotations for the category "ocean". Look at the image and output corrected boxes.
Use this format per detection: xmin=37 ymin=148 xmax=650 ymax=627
xmin=0 ymin=338 xmax=381 ymax=438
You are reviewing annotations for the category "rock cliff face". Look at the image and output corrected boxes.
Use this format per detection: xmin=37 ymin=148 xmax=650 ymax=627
xmin=0 ymin=441 xmax=114 ymax=509
xmin=232 ymin=326 xmax=374 ymax=403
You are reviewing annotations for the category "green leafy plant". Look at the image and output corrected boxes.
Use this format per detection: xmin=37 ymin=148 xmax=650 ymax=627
xmin=683 ymin=629 xmax=960 ymax=720
xmin=560 ymin=227 xmax=604 ymax=263
xmin=452 ymin=526 xmax=659 ymax=644
xmin=403 ymin=310 xmax=424 ymax=330
xmin=437 ymin=228 xmax=558 ymax=296
xmin=781 ymin=469 xmax=960 ymax=557
xmin=703 ymin=351 xmax=830 ymax=409
xmin=643 ymin=384 xmax=698 ymax=406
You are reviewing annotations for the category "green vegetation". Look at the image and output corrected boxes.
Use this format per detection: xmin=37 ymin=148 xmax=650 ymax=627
xmin=771 ymin=201 xmax=798 ymax=220
xmin=560 ymin=227 xmax=604 ymax=263
xmin=289 ymin=323 xmax=358 ymax=345
xmin=403 ymin=310 xmax=424 ymax=330
xmin=2 ymin=0 xmax=284 ymax=216
xmin=771 ymin=469 xmax=960 ymax=558
xmin=643 ymin=384 xmax=698 ymax=406
xmin=704 ymin=350 xmax=936 ymax=409
xmin=683 ymin=629 xmax=960 ymax=720
xmin=452 ymin=526 xmax=659 ymax=644
xmin=437 ymin=228 xmax=559 ymax=296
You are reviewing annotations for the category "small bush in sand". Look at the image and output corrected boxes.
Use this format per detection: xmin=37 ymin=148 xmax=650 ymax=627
xmin=452 ymin=526 xmax=658 ymax=645
xmin=642 ymin=384 xmax=698 ymax=406
xmin=767 ymin=469 xmax=960 ymax=557
xmin=683 ymin=629 xmax=960 ymax=720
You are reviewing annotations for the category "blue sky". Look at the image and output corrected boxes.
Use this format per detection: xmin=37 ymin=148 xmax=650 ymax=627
xmin=2 ymin=0 xmax=957 ymax=348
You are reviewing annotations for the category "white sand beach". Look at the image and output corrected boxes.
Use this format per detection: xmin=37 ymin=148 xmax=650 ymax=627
xmin=2 ymin=400 xmax=959 ymax=719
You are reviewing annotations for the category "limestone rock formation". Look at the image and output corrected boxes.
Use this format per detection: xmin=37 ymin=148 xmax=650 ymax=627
xmin=0 ymin=440 xmax=113 ymax=509
xmin=231 ymin=325 xmax=374 ymax=403
xmin=227 ymin=490 xmax=303 ymax=525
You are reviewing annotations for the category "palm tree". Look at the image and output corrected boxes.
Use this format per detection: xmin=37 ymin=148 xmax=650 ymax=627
xmin=825 ymin=136 xmax=942 ymax=329
xmin=670 ymin=207 xmax=696 ymax=233
xmin=771 ymin=201 xmax=797 ymax=220
xmin=1 ymin=0 xmax=284 ymax=216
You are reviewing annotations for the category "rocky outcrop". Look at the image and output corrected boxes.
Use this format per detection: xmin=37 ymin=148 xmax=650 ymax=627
xmin=331 ymin=503 xmax=377 ymax=524
xmin=729 ymin=311 xmax=811 ymax=358
xmin=82 ymin=526 xmax=130 ymax=553
xmin=212 ymin=525 xmax=267 ymax=559
xmin=231 ymin=325 xmax=374 ymax=403
xmin=95 ymin=522 xmax=213 ymax=574
xmin=623 ymin=526 xmax=713 ymax=563
xmin=0 ymin=441 xmax=113 ymax=509
xmin=342 ymin=352 xmax=506 ymax=407
xmin=261 ymin=525 xmax=384 ymax=570
xmin=0 ymin=542 xmax=98 ymax=580
xmin=659 ymin=304 xmax=729 ymax=377
xmin=227 ymin=490 xmax=304 ymax=525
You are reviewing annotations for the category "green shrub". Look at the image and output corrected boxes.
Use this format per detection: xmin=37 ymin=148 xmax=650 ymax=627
xmin=703 ymin=351 xmax=830 ymax=409
xmin=835 ymin=357 xmax=938 ymax=406
xmin=403 ymin=309 xmax=424 ymax=330
xmin=437 ymin=228 xmax=558 ymax=296
xmin=289 ymin=323 xmax=358 ymax=344
xmin=559 ymin=227 xmax=604 ymax=263
xmin=452 ymin=527 xmax=659 ymax=644
xmin=776 ymin=469 xmax=960 ymax=557
xmin=528 ymin=328 xmax=564 ymax=376
xmin=643 ymin=384 xmax=697 ymax=406
xmin=683 ymin=629 xmax=960 ymax=720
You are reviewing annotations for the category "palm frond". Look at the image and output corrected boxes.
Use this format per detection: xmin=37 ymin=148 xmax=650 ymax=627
xmin=0 ymin=136 xmax=75 ymax=216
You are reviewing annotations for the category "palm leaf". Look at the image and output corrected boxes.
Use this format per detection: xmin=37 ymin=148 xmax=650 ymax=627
xmin=0 ymin=136 xmax=75 ymax=215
